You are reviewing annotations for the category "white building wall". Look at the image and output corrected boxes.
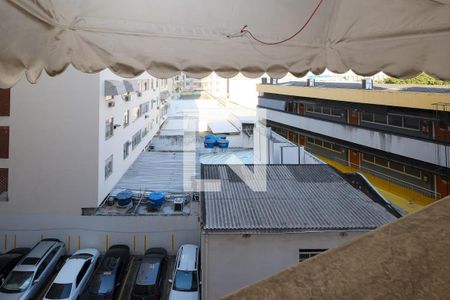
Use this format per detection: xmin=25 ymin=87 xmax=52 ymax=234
xmin=97 ymin=70 xmax=168 ymax=204
xmin=201 ymin=230 xmax=368 ymax=300
xmin=4 ymin=67 xmax=100 ymax=214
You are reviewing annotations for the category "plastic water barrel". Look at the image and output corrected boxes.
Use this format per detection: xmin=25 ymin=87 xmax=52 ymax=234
xmin=204 ymin=138 xmax=216 ymax=148
xmin=116 ymin=190 xmax=133 ymax=206
xmin=217 ymin=139 xmax=230 ymax=148
xmin=148 ymin=192 xmax=165 ymax=207
xmin=204 ymin=134 xmax=217 ymax=141
xmin=217 ymin=135 xmax=227 ymax=140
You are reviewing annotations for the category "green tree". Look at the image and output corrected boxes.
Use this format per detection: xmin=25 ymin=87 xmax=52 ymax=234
xmin=383 ymin=73 xmax=450 ymax=86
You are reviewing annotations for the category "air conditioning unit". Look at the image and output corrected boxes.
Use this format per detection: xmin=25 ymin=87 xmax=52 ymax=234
xmin=145 ymin=114 xmax=149 ymax=119
xmin=137 ymin=92 xmax=142 ymax=97
xmin=173 ymin=198 xmax=185 ymax=212
xmin=123 ymin=94 xmax=131 ymax=102
xmin=108 ymin=101 xmax=115 ymax=108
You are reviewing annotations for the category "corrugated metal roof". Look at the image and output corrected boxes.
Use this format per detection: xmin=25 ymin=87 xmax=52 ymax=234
xmin=202 ymin=164 xmax=397 ymax=232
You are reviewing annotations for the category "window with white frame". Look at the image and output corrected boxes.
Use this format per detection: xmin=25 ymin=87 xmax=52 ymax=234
xmin=132 ymin=106 xmax=140 ymax=122
xmin=104 ymin=155 xmax=113 ymax=179
xmin=123 ymin=110 xmax=130 ymax=127
xmin=105 ymin=117 xmax=114 ymax=140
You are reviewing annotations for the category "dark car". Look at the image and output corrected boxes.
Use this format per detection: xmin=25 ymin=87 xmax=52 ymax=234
xmin=0 ymin=248 xmax=30 ymax=284
xmin=131 ymin=248 xmax=168 ymax=300
xmin=80 ymin=244 xmax=130 ymax=300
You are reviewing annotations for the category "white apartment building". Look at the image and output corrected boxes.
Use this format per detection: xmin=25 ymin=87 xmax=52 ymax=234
xmin=0 ymin=66 xmax=173 ymax=215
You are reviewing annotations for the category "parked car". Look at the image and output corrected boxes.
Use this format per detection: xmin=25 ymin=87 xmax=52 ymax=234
xmin=43 ymin=248 xmax=100 ymax=300
xmin=168 ymin=244 xmax=200 ymax=300
xmin=0 ymin=238 xmax=66 ymax=300
xmin=0 ymin=248 xmax=31 ymax=285
xmin=80 ymin=245 xmax=130 ymax=300
xmin=131 ymin=248 xmax=168 ymax=300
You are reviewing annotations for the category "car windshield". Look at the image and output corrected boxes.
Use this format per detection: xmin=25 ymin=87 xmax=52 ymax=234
xmin=45 ymin=283 xmax=72 ymax=299
xmin=0 ymin=271 xmax=33 ymax=292
xmin=173 ymin=270 xmax=198 ymax=292
xmin=88 ymin=273 xmax=115 ymax=295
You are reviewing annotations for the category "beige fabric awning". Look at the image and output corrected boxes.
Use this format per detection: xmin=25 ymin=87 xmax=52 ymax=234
xmin=1 ymin=0 xmax=450 ymax=88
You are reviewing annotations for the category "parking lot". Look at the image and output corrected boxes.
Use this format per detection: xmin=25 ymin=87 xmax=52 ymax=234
xmin=34 ymin=255 xmax=176 ymax=300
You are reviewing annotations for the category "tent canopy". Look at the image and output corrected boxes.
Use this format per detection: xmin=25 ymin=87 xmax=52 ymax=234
xmin=1 ymin=0 xmax=450 ymax=88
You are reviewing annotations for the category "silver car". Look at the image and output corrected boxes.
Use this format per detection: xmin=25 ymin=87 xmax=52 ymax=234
xmin=0 ymin=238 xmax=66 ymax=300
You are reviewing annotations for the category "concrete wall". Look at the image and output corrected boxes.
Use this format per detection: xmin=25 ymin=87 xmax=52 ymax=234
xmin=4 ymin=67 xmax=100 ymax=214
xmin=201 ymin=230 xmax=368 ymax=300
xmin=261 ymin=108 xmax=450 ymax=168
xmin=0 ymin=205 xmax=200 ymax=255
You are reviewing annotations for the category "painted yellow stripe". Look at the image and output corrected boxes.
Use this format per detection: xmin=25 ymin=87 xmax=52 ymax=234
xmin=316 ymin=154 xmax=434 ymax=213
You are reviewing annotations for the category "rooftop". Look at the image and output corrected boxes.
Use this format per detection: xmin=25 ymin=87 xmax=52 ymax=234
xmin=201 ymin=164 xmax=397 ymax=232
xmin=282 ymin=81 xmax=450 ymax=94
xmin=257 ymin=82 xmax=450 ymax=111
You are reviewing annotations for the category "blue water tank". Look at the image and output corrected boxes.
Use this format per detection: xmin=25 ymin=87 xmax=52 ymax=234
xmin=116 ymin=190 xmax=133 ymax=206
xmin=217 ymin=139 xmax=230 ymax=148
xmin=217 ymin=135 xmax=227 ymax=140
xmin=148 ymin=192 xmax=165 ymax=207
xmin=204 ymin=134 xmax=217 ymax=141
xmin=204 ymin=138 xmax=216 ymax=148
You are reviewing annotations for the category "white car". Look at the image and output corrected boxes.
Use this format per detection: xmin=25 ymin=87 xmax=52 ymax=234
xmin=43 ymin=248 xmax=99 ymax=300
xmin=169 ymin=244 xmax=200 ymax=300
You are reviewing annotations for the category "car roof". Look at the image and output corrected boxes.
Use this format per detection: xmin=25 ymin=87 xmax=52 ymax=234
xmin=54 ymin=258 xmax=87 ymax=283
xmin=28 ymin=241 xmax=59 ymax=258
xmin=136 ymin=257 xmax=163 ymax=285
xmin=176 ymin=244 xmax=198 ymax=271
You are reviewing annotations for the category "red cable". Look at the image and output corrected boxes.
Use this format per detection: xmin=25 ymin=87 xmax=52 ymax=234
xmin=240 ymin=0 xmax=324 ymax=45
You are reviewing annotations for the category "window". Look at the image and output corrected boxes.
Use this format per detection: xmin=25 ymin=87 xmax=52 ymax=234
xmin=76 ymin=260 xmax=91 ymax=287
xmin=0 ymin=126 xmax=9 ymax=158
xmin=362 ymin=153 xmax=375 ymax=163
xmin=390 ymin=161 xmax=404 ymax=172
xmin=123 ymin=110 xmax=130 ymax=127
xmin=132 ymin=106 xmax=140 ymax=122
xmin=123 ymin=142 xmax=130 ymax=159
xmin=0 ymin=89 xmax=11 ymax=116
xmin=105 ymin=155 xmax=113 ymax=179
xmin=306 ymin=104 xmax=313 ymax=112
xmin=362 ymin=112 xmax=373 ymax=122
xmin=331 ymin=109 xmax=342 ymax=117
xmin=322 ymin=107 xmax=331 ymax=115
xmin=0 ymin=271 xmax=33 ymax=292
xmin=45 ymin=283 xmax=72 ymax=299
xmin=0 ymin=182 xmax=10 ymax=199
xmin=375 ymin=157 xmax=389 ymax=167
xmin=405 ymin=166 xmax=421 ymax=178
xmin=374 ymin=113 xmax=387 ymax=124
xmin=306 ymin=137 xmax=314 ymax=144
xmin=313 ymin=105 xmax=322 ymax=113
xmin=404 ymin=117 xmax=420 ymax=130
xmin=105 ymin=118 xmax=114 ymax=140
xmin=299 ymin=249 xmax=327 ymax=262
xmin=142 ymin=126 xmax=149 ymax=138
xmin=132 ymin=131 xmax=142 ymax=150
xmin=173 ymin=270 xmax=198 ymax=292
xmin=388 ymin=115 xmax=403 ymax=127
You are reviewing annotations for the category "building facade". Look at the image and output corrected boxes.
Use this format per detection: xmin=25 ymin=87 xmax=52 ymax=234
xmin=201 ymin=164 xmax=397 ymax=299
xmin=257 ymin=82 xmax=450 ymax=211
xmin=0 ymin=67 xmax=173 ymax=215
